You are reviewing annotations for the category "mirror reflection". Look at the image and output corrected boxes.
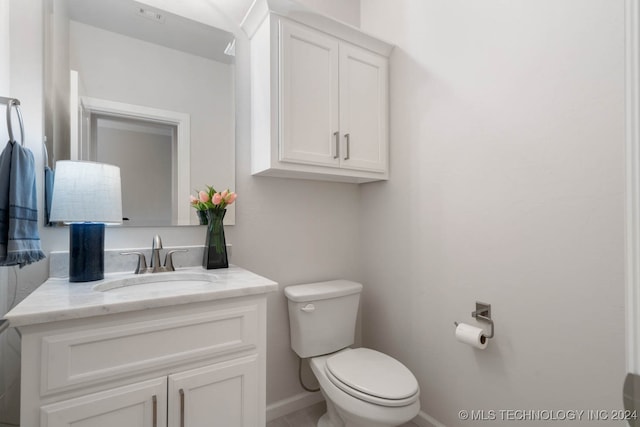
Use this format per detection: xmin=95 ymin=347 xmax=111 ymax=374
xmin=44 ymin=0 xmax=236 ymax=226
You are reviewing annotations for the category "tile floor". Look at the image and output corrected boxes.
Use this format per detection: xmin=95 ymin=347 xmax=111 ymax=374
xmin=266 ymin=401 xmax=419 ymax=427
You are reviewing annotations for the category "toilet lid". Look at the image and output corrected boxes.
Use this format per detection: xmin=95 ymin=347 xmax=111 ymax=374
xmin=325 ymin=348 xmax=419 ymax=404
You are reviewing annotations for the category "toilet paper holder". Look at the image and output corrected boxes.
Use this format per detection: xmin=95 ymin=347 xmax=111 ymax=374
xmin=454 ymin=302 xmax=494 ymax=339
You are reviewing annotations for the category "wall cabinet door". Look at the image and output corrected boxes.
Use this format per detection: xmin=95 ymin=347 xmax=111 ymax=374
xmin=167 ymin=356 xmax=259 ymax=427
xmin=40 ymin=377 xmax=167 ymax=427
xmin=280 ymin=19 xmax=340 ymax=168
xmin=278 ymin=18 xmax=388 ymax=175
xmin=339 ymin=43 xmax=388 ymax=173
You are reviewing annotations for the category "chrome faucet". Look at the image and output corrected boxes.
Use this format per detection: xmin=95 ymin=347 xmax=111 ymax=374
xmin=150 ymin=235 xmax=163 ymax=273
xmin=121 ymin=235 xmax=187 ymax=274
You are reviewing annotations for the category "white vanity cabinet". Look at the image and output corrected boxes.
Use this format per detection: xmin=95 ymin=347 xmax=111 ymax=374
xmin=247 ymin=5 xmax=393 ymax=183
xmin=17 ymin=295 xmax=267 ymax=427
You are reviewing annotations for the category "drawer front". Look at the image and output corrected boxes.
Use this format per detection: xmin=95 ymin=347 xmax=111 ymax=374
xmin=41 ymin=304 xmax=258 ymax=395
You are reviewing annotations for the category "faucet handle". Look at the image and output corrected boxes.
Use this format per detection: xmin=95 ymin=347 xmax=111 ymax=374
xmin=164 ymin=249 xmax=188 ymax=272
xmin=120 ymin=252 xmax=148 ymax=274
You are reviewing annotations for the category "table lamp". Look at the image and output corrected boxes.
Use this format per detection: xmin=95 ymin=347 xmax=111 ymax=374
xmin=50 ymin=161 xmax=122 ymax=282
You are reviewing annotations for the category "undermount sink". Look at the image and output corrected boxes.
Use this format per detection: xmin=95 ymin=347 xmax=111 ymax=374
xmin=93 ymin=271 xmax=218 ymax=293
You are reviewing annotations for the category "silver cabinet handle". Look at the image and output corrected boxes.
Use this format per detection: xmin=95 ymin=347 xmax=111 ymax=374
xmin=344 ymin=133 xmax=350 ymax=160
xmin=333 ymin=131 xmax=340 ymax=159
xmin=179 ymin=388 xmax=185 ymax=427
xmin=152 ymin=395 xmax=157 ymax=427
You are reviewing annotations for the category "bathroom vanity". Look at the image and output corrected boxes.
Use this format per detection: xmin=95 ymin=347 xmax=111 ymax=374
xmin=5 ymin=266 xmax=278 ymax=427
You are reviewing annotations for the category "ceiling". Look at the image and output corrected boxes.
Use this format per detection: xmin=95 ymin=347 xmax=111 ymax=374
xmin=68 ymin=0 xmax=239 ymax=64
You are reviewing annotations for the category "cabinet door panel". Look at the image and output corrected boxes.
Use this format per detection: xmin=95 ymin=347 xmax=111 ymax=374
xmin=168 ymin=356 xmax=259 ymax=427
xmin=40 ymin=377 xmax=167 ymax=427
xmin=339 ymin=43 xmax=388 ymax=172
xmin=280 ymin=20 xmax=340 ymax=167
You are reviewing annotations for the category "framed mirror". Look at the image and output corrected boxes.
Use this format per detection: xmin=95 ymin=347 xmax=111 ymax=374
xmin=44 ymin=0 xmax=236 ymax=226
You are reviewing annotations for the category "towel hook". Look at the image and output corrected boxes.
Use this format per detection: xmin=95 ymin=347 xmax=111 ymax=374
xmin=6 ymin=99 xmax=25 ymax=146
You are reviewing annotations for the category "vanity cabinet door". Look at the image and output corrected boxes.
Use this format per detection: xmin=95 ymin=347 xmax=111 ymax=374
xmin=279 ymin=19 xmax=341 ymax=168
xmin=167 ymin=355 xmax=259 ymax=427
xmin=40 ymin=377 xmax=167 ymax=427
xmin=339 ymin=43 xmax=388 ymax=173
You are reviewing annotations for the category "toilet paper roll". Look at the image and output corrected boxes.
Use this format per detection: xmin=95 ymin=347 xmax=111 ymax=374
xmin=455 ymin=323 xmax=488 ymax=349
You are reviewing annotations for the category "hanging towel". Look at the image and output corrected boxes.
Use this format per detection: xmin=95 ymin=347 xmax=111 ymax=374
xmin=0 ymin=141 xmax=45 ymax=267
xmin=44 ymin=165 xmax=54 ymax=225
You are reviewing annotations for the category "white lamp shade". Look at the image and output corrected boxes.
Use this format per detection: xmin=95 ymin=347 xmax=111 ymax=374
xmin=50 ymin=161 xmax=123 ymax=224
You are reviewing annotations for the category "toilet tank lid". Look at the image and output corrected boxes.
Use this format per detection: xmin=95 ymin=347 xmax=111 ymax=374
xmin=285 ymin=280 xmax=363 ymax=302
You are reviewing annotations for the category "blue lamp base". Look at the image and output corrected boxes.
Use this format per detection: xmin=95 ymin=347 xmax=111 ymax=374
xmin=69 ymin=223 xmax=105 ymax=282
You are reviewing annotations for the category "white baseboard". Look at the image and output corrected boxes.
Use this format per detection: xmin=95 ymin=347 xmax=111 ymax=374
xmin=414 ymin=410 xmax=446 ymax=427
xmin=266 ymin=391 xmax=325 ymax=422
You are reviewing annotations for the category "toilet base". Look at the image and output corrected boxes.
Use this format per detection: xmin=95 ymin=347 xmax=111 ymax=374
xmin=317 ymin=413 xmax=333 ymax=427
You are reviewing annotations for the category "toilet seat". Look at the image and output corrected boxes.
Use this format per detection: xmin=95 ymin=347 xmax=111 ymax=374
xmin=325 ymin=348 xmax=419 ymax=408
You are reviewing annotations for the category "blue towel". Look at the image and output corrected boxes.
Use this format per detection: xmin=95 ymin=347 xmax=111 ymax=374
xmin=0 ymin=141 xmax=45 ymax=267
xmin=44 ymin=166 xmax=54 ymax=225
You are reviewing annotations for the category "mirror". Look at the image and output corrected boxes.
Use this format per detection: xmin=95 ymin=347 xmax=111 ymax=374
xmin=44 ymin=0 xmax=236 ymax=226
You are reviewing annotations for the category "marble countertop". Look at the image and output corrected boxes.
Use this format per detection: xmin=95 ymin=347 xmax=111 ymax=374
xmin=5 ymin=265 xmax=278 ymax=327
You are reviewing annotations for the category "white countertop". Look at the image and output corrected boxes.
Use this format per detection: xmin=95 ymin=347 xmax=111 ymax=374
xmin=5 ymin=265 xmax=278 ymax=327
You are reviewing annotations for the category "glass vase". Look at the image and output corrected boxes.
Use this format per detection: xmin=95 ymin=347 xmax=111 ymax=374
xmin=197 ymin=210 xmax=208 ymax=225
xmin=203 ymin=208 xmax=228 ymax=269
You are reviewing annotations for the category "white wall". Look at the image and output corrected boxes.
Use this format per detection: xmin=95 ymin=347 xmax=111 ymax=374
xmin=359 ymin=0 xmax=626 ymax=425
xmin=0 ymin=2 xmax=9 ymax=98
xmin=0 ymin=3 xmax=14 ymax=424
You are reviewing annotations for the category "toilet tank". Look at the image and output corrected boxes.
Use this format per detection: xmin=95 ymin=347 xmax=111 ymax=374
xmin=284 ymin=280 xmax=363 ymax=358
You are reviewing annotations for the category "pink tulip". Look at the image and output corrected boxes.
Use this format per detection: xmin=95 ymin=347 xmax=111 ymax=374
xmin=198 ymin=191 xmax=209 ymax=203
xmin=212 ymin=193 xmax=222 ymax=205
xmin=221 ymin=190 xmax=229 ymax=199
xmin=226 ymin=192 xmax=237 ymax=205
xmin=190 ymin=195 xmax=198 ymax=205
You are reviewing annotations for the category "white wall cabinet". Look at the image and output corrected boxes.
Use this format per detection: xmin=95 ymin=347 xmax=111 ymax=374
xmin=248 ymin=7 xmax=393 ymax=183
xmin=20 ymin=297 xmax=267 ymax=427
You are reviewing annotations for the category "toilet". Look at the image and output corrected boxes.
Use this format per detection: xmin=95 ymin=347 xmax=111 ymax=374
xmin=285 ymin=280 xmax=420 ymax=427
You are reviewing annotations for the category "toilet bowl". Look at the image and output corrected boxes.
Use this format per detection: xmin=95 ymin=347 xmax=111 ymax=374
xmin=284 ymin=280 xmax=421 ymax=427
xmin=311 ymin=348 xmax=420 ymax=427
